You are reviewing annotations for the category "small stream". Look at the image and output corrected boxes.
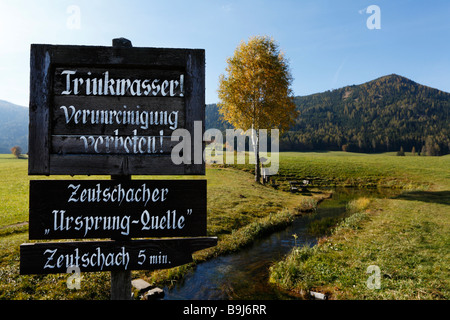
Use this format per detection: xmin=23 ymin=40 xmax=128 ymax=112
xmin=163 ymin=188 xmax=397 ymax=300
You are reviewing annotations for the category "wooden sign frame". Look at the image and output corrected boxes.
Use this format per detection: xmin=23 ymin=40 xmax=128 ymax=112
xmin=28 ymin=44 xmax=205 ymax=176
xmin=23 ymin=41 xmax=215 ymax=300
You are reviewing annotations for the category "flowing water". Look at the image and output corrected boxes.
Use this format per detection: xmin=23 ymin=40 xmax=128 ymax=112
xmin=162 ymin=188 xmax=397 ymax=300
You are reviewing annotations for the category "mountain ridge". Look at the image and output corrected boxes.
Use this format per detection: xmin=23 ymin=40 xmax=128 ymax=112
xmin=0 ymin=74 xmax=448 ymax=155
xmin=0 ymin=100 xmax=28 ymax=154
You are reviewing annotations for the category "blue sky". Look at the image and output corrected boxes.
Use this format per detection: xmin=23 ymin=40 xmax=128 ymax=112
xmin=0 ymin=0 xmax=449 ymax=106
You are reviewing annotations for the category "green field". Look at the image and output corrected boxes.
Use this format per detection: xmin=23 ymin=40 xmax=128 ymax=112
xmin=0 ymin=152 xmax=448 ymax=299
xmin=233 ymin=151 xmax=450 ymax=190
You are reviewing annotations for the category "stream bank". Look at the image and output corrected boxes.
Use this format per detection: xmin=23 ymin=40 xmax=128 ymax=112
xmin=161 ymin=187 xmax=397 ymax=300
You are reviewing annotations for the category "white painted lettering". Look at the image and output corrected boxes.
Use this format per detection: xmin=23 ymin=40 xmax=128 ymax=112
xmin=59 ymin=70 xmax=183 ymax=97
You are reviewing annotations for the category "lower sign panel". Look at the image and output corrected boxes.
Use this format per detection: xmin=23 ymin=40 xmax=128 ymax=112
xmin=29 ymin=179 xmax=207 ymax=239
xmin=20 ymin=237 xmax=217 ymax=275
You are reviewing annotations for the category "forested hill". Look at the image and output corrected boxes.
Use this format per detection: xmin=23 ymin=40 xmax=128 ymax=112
xmin=207 ymin=74 xmax=450 ymax=155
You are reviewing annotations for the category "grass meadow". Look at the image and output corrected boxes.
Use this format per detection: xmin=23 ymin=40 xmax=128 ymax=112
xmin=267 ymin=152 xmax=450 ymax=299
xmin=0 ymin=153 xmax=322 ymax=299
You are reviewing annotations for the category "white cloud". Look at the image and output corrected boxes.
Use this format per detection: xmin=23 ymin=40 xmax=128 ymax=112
xmin=358 ymin=7 xmax=368 ymax=15
xmin=221 ymin=3 xmax=232 ymax=13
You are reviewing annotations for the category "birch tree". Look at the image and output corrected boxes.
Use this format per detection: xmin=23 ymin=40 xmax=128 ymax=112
xmin=218 ymin=36 xmax=297 ymax=182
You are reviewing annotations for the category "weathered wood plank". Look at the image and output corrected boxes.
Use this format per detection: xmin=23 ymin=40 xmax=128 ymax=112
xmin=47 ymin=154 xmax=179 ymax=175
xmin=51 ymin=135 xmax=177 ymax=155
xmin=20 ymin=237 xmax=218 ymax=274
xmin=53 ymin=67 xmax=184 ymax=97
xmin=184 ymin=49 xmax=205 ymax=173
xmin=28 ymin=44 xmax=51 ymax=175
xmin=47 ymin=154 xmax=204 ymax=175
xmin=50 ymin=45 xmax=195 ymax=67
xmin=51 ymin=95 xmax=185 ymax=135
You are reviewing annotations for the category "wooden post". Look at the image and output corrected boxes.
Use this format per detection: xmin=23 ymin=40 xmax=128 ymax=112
xmin=110 ymin=174 xmax=132 ymax=300
xmin=111 ymin=270 xmax=132 ymax=300
xmin=110 ymin=38 xmax=132 ymax=300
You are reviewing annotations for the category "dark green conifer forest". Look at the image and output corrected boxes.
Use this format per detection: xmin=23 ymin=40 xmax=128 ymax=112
xmin=207 ymin=74 xmax=450 ymax=155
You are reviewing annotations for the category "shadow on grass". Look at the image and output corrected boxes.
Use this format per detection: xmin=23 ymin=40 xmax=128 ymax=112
xmin=393 ymin=191 xmax=450 ymax=206
xmin=7 ymin=155 xmax=28 ymax=160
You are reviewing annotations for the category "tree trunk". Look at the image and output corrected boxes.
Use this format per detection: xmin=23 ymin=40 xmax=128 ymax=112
xmin=252 ymin=127 xmax=261 ymax=183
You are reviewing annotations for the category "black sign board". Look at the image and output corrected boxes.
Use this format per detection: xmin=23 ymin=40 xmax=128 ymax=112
xmin=20 ymin=237 xmax=217 ymax=275
xmin=28 ymin=44 xmax=205 ymax=176
xmin=29 ymin=179 xmax=207 ymax=240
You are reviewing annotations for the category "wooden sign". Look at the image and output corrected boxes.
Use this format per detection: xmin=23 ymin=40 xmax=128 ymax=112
xmin=22 ymin=41 xmax=215 ymax=293
xmin=20 ymin=237 xmax=217 ymax=275
xmin=28 ymin=44 xmax=205 ymax=176
xmin=28 ymin=180 xmax=207 ymax=240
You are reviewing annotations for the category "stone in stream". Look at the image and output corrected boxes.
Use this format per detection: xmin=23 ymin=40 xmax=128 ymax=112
xmin=143 ymin=287 xmax=165 ymax=300
xmin=132 ymin=278 xmax=165 ymax=300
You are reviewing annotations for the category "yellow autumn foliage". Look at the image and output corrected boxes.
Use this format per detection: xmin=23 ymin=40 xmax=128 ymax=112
xmin=217 ymin=35 xmax=297 ymax=132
